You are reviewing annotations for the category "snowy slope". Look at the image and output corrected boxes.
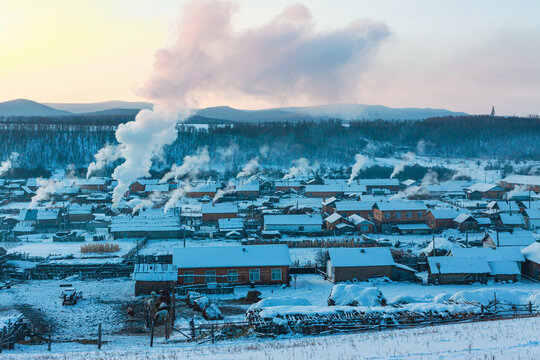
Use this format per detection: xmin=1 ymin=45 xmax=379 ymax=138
xmin=0 ymin=99 xmax=72 ymax=117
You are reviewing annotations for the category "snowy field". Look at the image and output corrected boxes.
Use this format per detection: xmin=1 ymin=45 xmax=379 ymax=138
xmin=3 ymin=316 xmax=540 ymax=359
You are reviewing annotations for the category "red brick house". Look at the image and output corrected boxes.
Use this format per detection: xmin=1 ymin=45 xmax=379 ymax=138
xmin=274 ymin=180 xmax=302 ymax=192
xmin=425 ymin=209 xmax=462 ymax=230
xmin=357 ymin=179 xmax=399 ymax=192
xmin=466 ymin=183 xmax=506 ymax=200
xmin=76 ymin=178 xmax=107 ymax=192
xmin=372 ymin=201 xmax=428 ymax=232
xmin=173 ymin=245 xmax=291 ymax=285
xmin=347 ymin=214 xmax=374 ymax=233
xmin=499 ymin=175 xmax=540 ymax=193
xmin=333 ymin=201 xmax=374 ymax=219
xmin=201 ymin=203 xmax=238 ymax=223
xmin=187 ymin=184 xmax=218 ymax=198
xmin=521 ymin=242 xmax=540 ymax=280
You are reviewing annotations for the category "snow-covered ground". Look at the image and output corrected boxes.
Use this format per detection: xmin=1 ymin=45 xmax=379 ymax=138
xmin=3 ymin=315 xmax=540 ymax=359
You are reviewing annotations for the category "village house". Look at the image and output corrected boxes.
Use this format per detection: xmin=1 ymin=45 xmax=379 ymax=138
xmin=466 ymin=183 xmax=506 ymax=200
xmin=482 ymin=231 xmax=536 ymax=249
xmin=396 ymin=223 xmax=431 ymax=235
xmin=372 ymin=201 xmax=428 ymax=232
xmin=427 ymin=256 xmax=490 ymax=284
xmin=357 ymin=179 xmax=400 ymax=192
xmin=325 ymin=212 xmax=345 ymax=231
xmin=76 ymin=178 xmax=108 ymax=192
xmin=18 ymin=208 xmax=61 ymax=231
xmin=201 ymin=203 xmax=238 ymax=223
xmin=347 ymin=214 xmax=375 ymax=233
xmin=425 ymin=209 xmax=462 ymax=230
xmin=274 ymin=180 xmax=302 ymax=193
xmin=173 ymin=245 xmax=291 ymax=286
xmin=129 ymin=179 xmax=160 ymax=193
xmin=133 ymin=264 xmax=178 ymax=296
xmin=187 ymin=183 xmax=218 ymax=198
xmin=523 ymin=209 xmax=540 ymax=230
xmin=450 ymin=247 xmax=524 ymax=282
xmin=65 ymin=203 xmax=93 ymax=223
xmin=521 ymin=242 xmax=540 ymax=281
xmin=496 ymin=213 xmax=526 ymax=229
xmin=325 ymin=247 xmax=416 ymax=282
xmin=453 ymin=213 xmax=479 ymax=232
xmin=305 ymin=184 xmax=345 ymax=198
xmin=109 ymin=211 xmax=183 ymax=239
xmin=264 ymin=214 xmax=323 ymax=233
xmin=332 ymin=201 xmax=374 ymax=219
xmin=144 ymin=183 xmax=170 ymax=196
xmin=235 ymin=181 xmax=260 ymax=199
xmin=218 ymin=217 xmax=244 ymax=233
xmin=499 ymin=174 xmax=540 ymax=193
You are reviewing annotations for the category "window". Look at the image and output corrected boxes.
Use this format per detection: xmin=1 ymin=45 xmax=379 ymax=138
xmin=368 ymin=212 xmax=373 ymax=218
xmin=406 ymin=211 xmax=412 ymax=218
xmin=184 ymin=271 xmax=194 ymax=284
xmin=205 ymin=270 xmax=216 ymax=283
xmin=361 ymin=224 xmax=369 ymax=232
xmin=299 ymin=226 xmax=304 ymax=231
xmin=271 ymin=268 xmax=282 ymax=281
xmin=249 ymin=269 xmax=260 ymax=282
xmin=396 ymin=212 xmax=401 ymax=218
xmin=227 ymin=270 xmax=238 ymax=282
xmin=384 ymin=212 xmax=390 ymax=219
xmin=417 ymin=211 xmax=423 ymax=218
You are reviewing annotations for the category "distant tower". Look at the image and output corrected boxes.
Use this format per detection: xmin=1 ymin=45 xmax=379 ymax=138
xmin=490 ymin=106 xmax=495 ymax=116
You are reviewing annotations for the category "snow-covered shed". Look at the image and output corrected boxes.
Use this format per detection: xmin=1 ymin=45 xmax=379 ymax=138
xmin=326 ymin=247 xmax=396 ymax=283
xmin=482 ymin=231 xmax=536 ymax=249
xmin=427 ymin=256 xmax=490 ymax=285
xmin=133 ymin=263 xmax=178 ymax=296
xmin=264 ymin=214 xmax=322 ymax=233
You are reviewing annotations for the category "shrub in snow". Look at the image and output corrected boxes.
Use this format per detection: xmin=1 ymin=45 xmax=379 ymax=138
xmin=193 ymin=296 xmax=211 ymax=312
xmin=243 ymin=290 xmax=262 ymax=303
xmin=448 ymin=289 xmax=540 ymax=306
xmin=328 ymin=285 xmax=386 ymax=306
xmin=203 ymin=304 xmax=223 ymax=320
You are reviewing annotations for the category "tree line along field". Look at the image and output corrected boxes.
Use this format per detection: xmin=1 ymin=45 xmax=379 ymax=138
xmin=0 ymin=115 xmax=538 ymax=174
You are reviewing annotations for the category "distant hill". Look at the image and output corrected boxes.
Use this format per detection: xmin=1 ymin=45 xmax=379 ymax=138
xmin=78 ymin=108 xmax=143 ymax=117
xmin=0 ymin=99 xmax=72 ymax=117
xmin=45 ymin=101 xmax=153 ymax=114
xmin=194 ymin=104 xmax=467 ymax=123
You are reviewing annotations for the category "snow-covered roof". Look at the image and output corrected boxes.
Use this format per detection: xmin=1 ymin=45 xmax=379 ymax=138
xmin=521 ymin=242 xmax=540 ymax=263
xmin=501 ymin=175 xmax=540 ymax=187
xmin=322 ymin=197 xmax=337 ymax=206
xmin=18 ymin=209 xmax=59 ymax=221
xmin=67 ymin=204 xmax=93 ymax=215
xmin=427 ymin=209 xmax=462 ymax=219
xmin=145 ymin=184 xmax=170 ymax=192
xmin=325 ymin=213 xmax=342 ymax=223
xmin=453 ymin=213 xmax=477 ymax=224
xmin=335 ymin=201 xmax=374 ymax=212
xmin=488 ymin=261 xmax=521 ymax=275
xmin=524 ymin=209 xmax=540 ymax=219
xmin=328 ymin=247 xmax=395 ymax=267
xmin=451 ymin=247 xmax=525 ymax=262
xmin=218 ymin=217 xmax=244 ymax=231
xmin=467 ymin=183 xmax=503 ymax=193
xmin=402 ymin=179 xmax=417 ymax=187
xmin=396 ymin=223 xmax=431 ymax=230
xmin=76 ymin=178 xmax=107 ymax=186
xmin=172 ymin=245 xmax=291 ymax=268
xmin=201 ymin=203 xmax=238 ymax=214
xmin=484 ymin=231 xmax=536 ymax=247
xmin=356 ymin=179 xmax=399 ymax=186
xmin=264 ymin=214 xmax=322 ymax=226
xmin=428 ymin=256 xmax=490 ymax=274
xmin=274 ymin=180 xmax=301 ymax=187
xmin=110 ymin=213 xmax=181 ymax=232
xmin=347 ymin=214 xmax=372 ymax=226
xmin=499 ymin=213 xmax=525 ymax=225
xmin=477 ymin=217 xmax=492 ymax=225
xmin=236 ymin=182 xmax=260 ymax=192
xmin=374 ymin=201 xmax=427 ymax=211
xmin=133 ymin=264 xmax=177 ymax=281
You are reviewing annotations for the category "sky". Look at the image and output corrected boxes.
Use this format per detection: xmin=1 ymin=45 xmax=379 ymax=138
xmin=1 ymin=0 xmax=539 ymax=115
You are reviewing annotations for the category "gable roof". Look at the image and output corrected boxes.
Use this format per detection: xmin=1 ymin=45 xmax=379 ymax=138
xmin=427 ymin=209 xmax=462 ymax=219
xmin=451 ymin=247 xmax=525 ymax=262
xmin=373 ymin=201 xmax=427 ymax=211
xmin=335 ymin=201 xmax=374 ymax=212
xmin=172 ymin=245 xmax=291 ymax=268
xmin=325 ymin=213 xmax=342 ymax=223
xmin=501 ymin=175 xmax=540 ymax=187
xmin=484 ymin=231 xmax=536 ymax=247
xmin=468 ymin=183 xmax=503 ymax=193
xmin=201 ymin=203 xmax=238 ymax=214
xmin=428 ymin=256 xmax=490 ymax=274
xmin=521 ymin=242 xmax=540 ymax=263
xmin=264 ymin=214 xmax=322 ymax=226
xmin=453 ymin=213 xmax=478 ymax=224
xmin=328 ymin=247 xmax=395 ymax=267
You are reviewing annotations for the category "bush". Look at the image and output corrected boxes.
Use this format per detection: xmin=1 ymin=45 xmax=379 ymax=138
xmin=80 ymin=243 xmax=120 ymax=254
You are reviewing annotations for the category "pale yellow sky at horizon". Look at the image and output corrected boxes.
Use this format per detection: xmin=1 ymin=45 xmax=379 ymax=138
xmin=1 ymin=0 xmax=539 ymax=115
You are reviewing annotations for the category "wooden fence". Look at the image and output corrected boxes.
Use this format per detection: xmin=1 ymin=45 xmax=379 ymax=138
xmin=0 ymin=315 xmax=31 ymax=351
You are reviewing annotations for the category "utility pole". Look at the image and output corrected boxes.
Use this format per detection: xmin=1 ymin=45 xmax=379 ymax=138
xmin=496 ymin=226 xmax=500 ymax=247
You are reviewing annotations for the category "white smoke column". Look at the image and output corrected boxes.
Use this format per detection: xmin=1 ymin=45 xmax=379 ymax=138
xmin=217 ymin=143 xmax=239 ymax=161
xmin=86 ymin=144 xmax=122 ymax=178
xmin=160 ymin=148 xmax=210 ymax=184
xmin=348 ymin=154 xmax=368 ymax=185
xmin=29 ymin=178 xmax=63 ymax=208
xmin=237 ymin=158 xmax=259 ymax=179
xmin=390 ymin=152 xmax=415 ymax=179
xmin=390 ymin=169 xmax=438 ymax=200
xmin=529 ymin=166 xmax=540 ymax=176
xmin=213 ymin=179 xmax=236 ymax=203
xmin=111 ymin=107 xmax=184 ymax=206
xmin=506 ymin=185 xmax=528 ymax=200
xmin=0 ymin=152 xmax=19 ymax=176
xmin=416 ymin=140 xmax=426 ymax=155
xmin=259 ymin=144 xmax=270 ymax=158
xmin=283 ymin=158 xmax=317 ymax=180
xmin=164 ymin=184 xmax=192 ymax=213
xmin=452 ymin=168 xmax=472 ymax=181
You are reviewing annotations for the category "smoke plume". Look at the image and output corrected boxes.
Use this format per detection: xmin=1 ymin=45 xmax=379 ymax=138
xmin=237 ymin=158 xmax=259 ymax=179
xmin=390 ymin=152 xmax=415 ymax=179
xmin=29 ymin=178 xmax=63 ymax=208
xmin=213 ymin=179 xmax=236 ymax=203
xmin=348 ymin=154 xmax=368 ymax=185
xmin=283 ymin=158 xmax=318 ymax=180
xmin=160 ymin=147 xmax=210 ymax=184
xmin=86 ymin=144 xmax=122 ymax=178
xmin=390 ymin=169 xmax=439 ymax=200
xmin=0 ymin=152 xmax=19 ymax=177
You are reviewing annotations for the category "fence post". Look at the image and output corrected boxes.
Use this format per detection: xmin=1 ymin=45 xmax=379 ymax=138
xmin=47 ymin=330 xmax=51 ymax=351
xmin=190 ymin=318 xmax=195 ymax=340
xmin=150 ymin=320 xmax=155 ymax=347
xmin=529 ymin=301 xmax=533 ymax=315
xmin=1 ymin=328 xmax=4 ymax=353
xmin=98 ymin=323 xmax=102 ymax=349
xmin=494 ymin=292 xmax=497 ymax=312
xmin=211 ymin=324 xmax=215 ymax=344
